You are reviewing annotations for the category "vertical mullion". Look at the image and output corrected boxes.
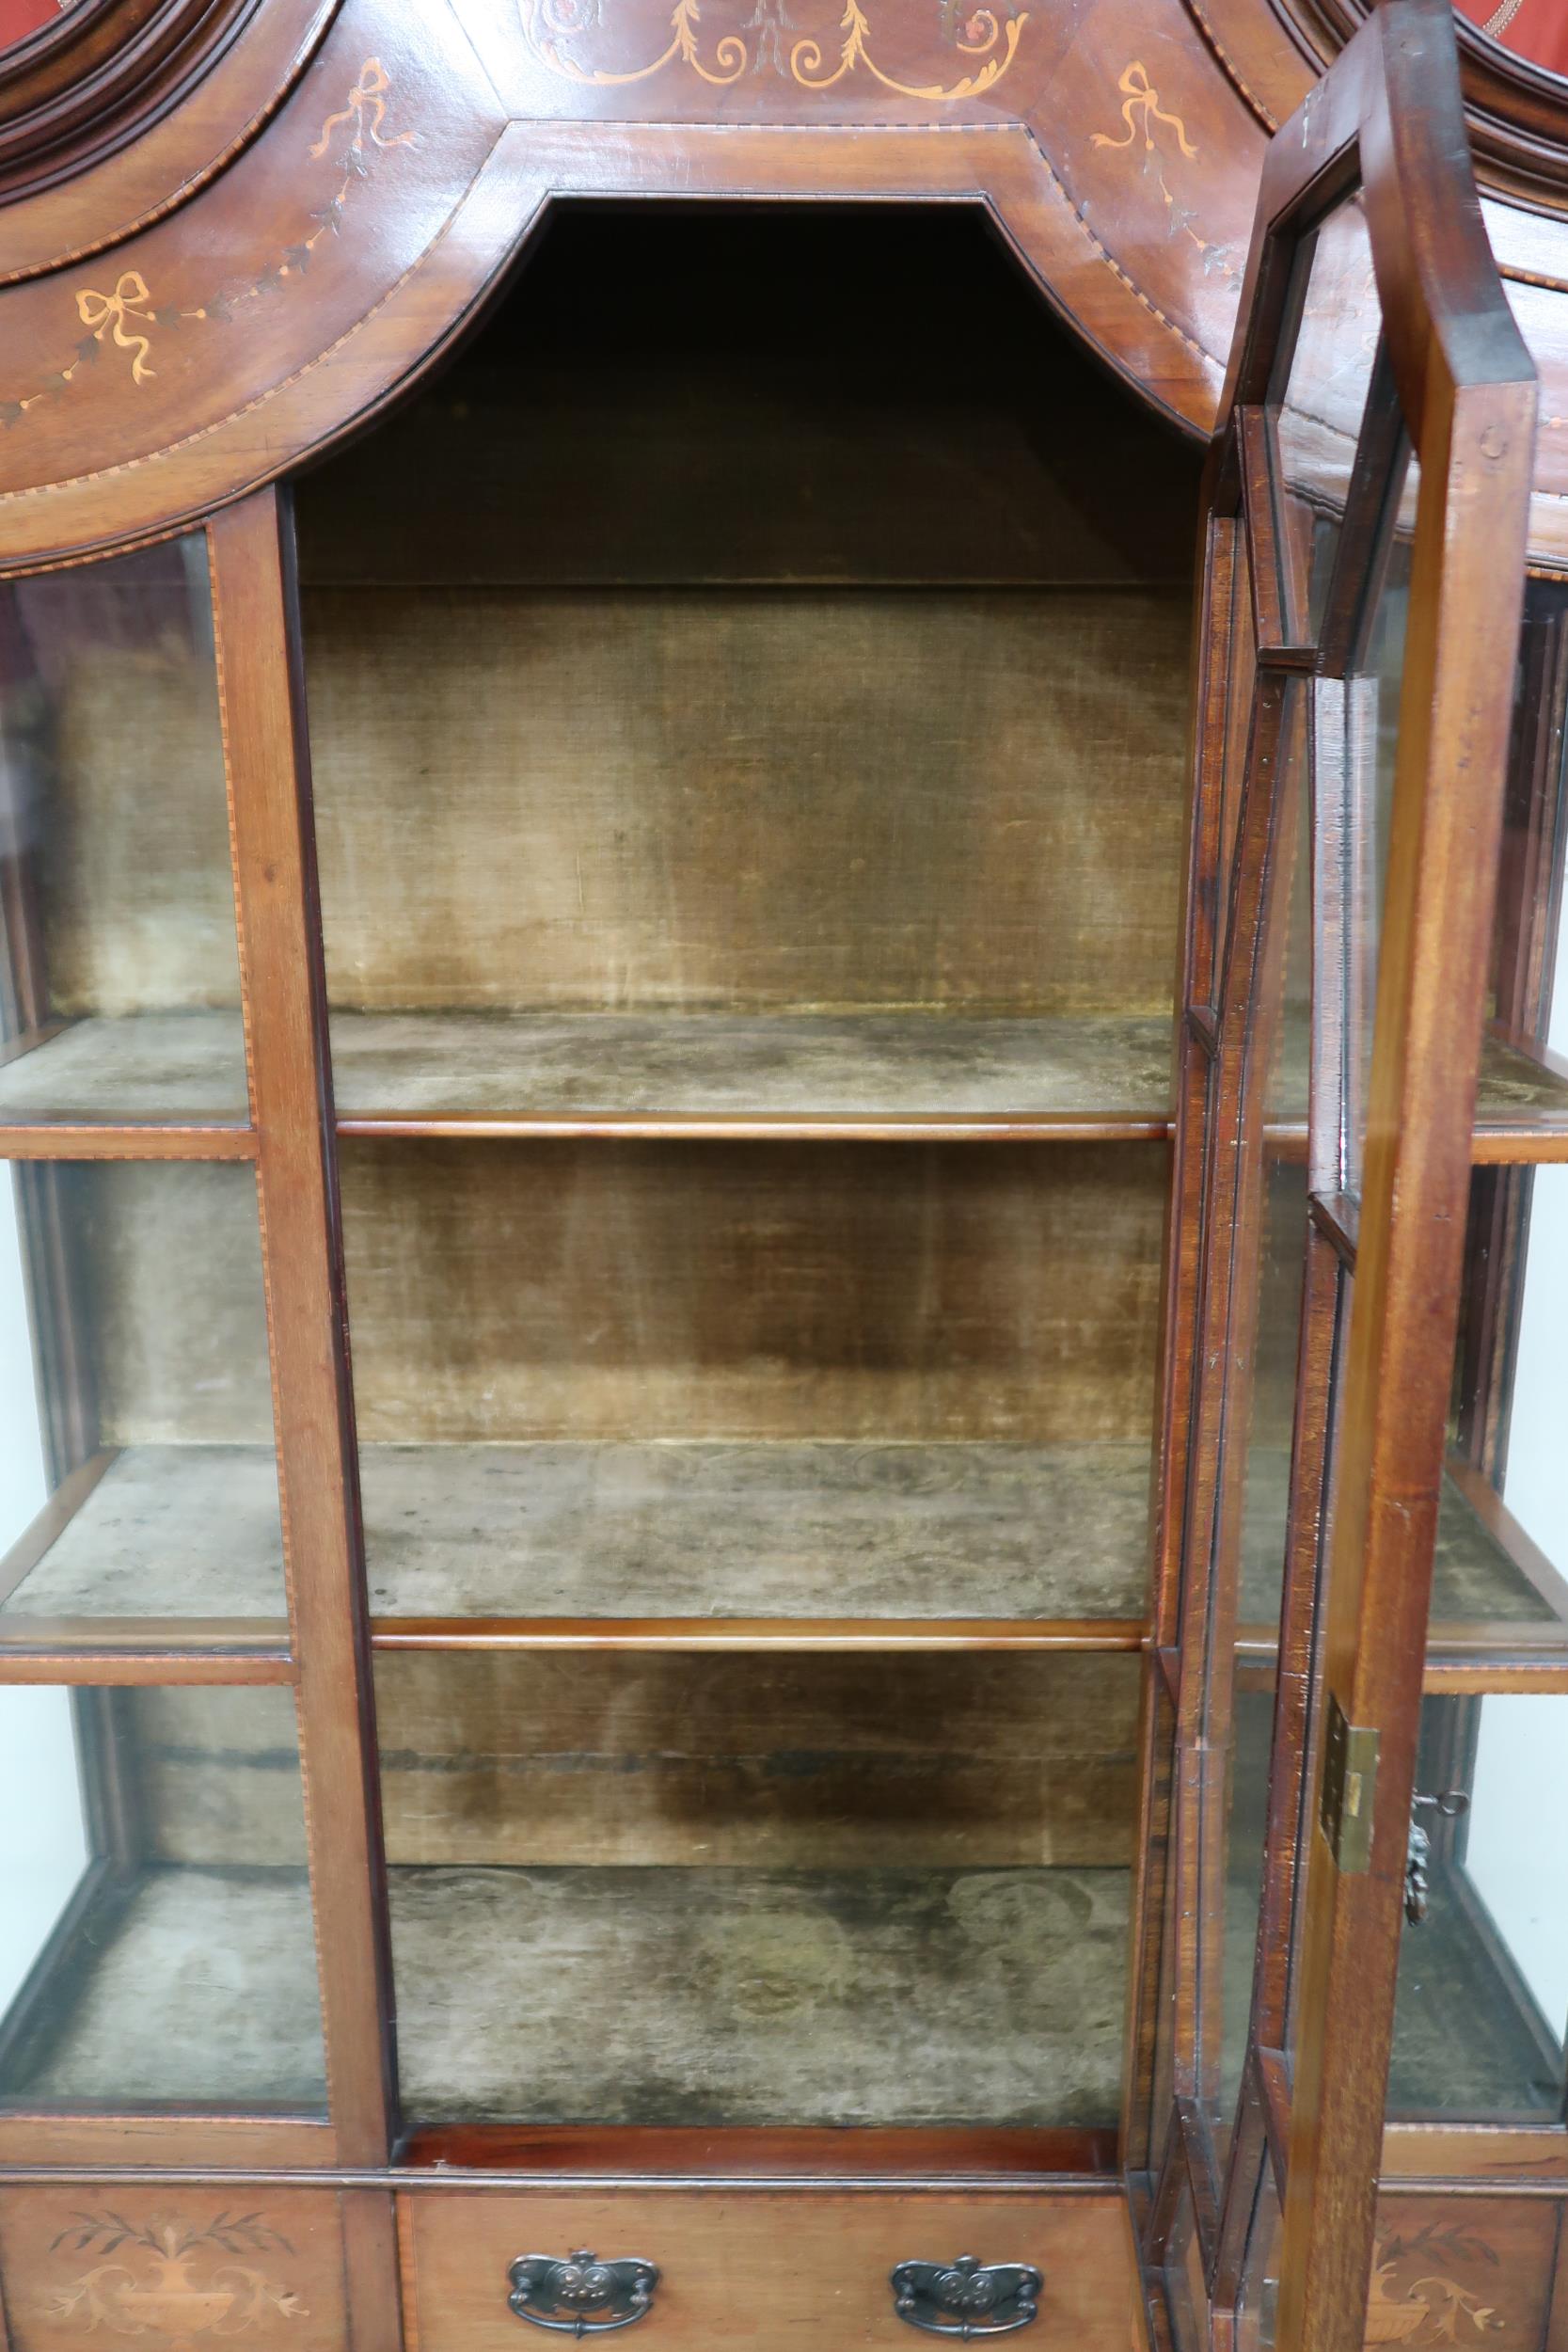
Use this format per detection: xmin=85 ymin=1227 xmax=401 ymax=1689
xmin=211 ymin=484 xmax=392 ymax=2153
xmin=1212 ymin=2058 xmax=1267 ymax=2310
xmin=1124 ymin=511 xmax=1239 ymax=2181
xmin=1183 ymin=678 xmax=1294 ymax=2137
xmin=1493 ymin=589 xmax=1568 ymax=1044
xmin=1229 ymin=674 xmax=1354 ymax=2128
xmin=1142 ymin=662 xmax=1289 ymax=2206
xmin=1244 ymin=1232 xmax=1339 ymax=2062
xmin=209 ymin=487 xmax=402 ymax=2344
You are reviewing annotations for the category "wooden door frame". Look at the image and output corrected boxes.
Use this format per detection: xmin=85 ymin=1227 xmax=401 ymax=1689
xmin=1131 ymin=1 xmax=1538 ymax=2341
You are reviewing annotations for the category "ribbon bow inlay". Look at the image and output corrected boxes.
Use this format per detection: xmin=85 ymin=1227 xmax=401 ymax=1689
xmin=1091 ymin=61 xmax=1198 ymax=158
xmin=75 ymin=271 xmax=155 ymax=383
xmin=310 ymin=56 xmax=416 ymax=158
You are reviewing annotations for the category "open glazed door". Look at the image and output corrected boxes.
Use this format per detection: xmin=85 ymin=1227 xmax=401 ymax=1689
xmin=1132 ymin=0 xmax=1538 ymax=2344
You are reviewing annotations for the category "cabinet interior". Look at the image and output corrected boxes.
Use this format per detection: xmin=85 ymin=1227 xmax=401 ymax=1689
xmin=3 ymin=205 xmax=1205 ymax=2137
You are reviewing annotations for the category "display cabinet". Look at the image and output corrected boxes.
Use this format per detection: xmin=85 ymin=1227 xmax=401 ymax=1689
xmin=0 ymin=0 xmax=1565 ymax=2345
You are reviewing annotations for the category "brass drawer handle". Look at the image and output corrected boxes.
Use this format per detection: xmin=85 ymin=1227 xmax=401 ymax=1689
xmin=891 ymin=2256 xmax=1044 ymax=2339
xmin=508 ymin=2252 xmax=660 ymax=2336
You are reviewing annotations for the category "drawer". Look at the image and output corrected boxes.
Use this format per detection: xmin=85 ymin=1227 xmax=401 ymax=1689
xmin=398 ymin=2187 xmax=1143 ymax=2352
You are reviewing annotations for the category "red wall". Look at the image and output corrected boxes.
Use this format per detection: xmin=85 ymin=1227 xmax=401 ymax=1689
xmin=1455 ymin=0 xmax=1568 ymax=77
xmin=0 ymin=0 xmax=68 ymax=50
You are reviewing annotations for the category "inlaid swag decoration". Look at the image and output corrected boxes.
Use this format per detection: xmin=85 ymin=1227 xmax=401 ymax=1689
xmin=0 ymin=58 xmax=416 ymax=432
xmin=1086 ymin=62 xmax=1233 ymax=281
xmin=519 ymin=0 xmax=1030 ymax=99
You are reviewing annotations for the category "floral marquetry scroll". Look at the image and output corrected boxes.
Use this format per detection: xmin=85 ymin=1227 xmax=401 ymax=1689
xmin=518 ymin=0 xmax=1030 ymax=102
xmin=1363 ymin=2204 xmax=1557 ymax=2348
xmin=0 ymin=2193 xmax=352 ymax=2352
xmin=45 ymin=2216 xmax=306 ymax=2342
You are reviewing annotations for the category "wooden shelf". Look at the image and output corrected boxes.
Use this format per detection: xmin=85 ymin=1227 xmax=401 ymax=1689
xmin=5 ymin=1013 xmax=1567 ymax=1152
xmin=0 ymin=1865 xmax=326 ymax=2111
xmin=1216 ymin=1861 xmax=1558 ymax=2118
xmin=23 ymin=1442 xmax=1557 ymax=1672
xmin=0 ymin=1010 xmax=1174 ymax=1138
xmin=1236 ymin=1458 xmax=1568 ymax=1681
xmin=1238 ymin=1463 xmax=1560 ymax=1633
xmin=4 ymin=1858 xmax=1127 ymax=2128
xmin=1472 ymin=1032 xmax=1568 ymax=1159
xmin=0 ymin=1015 xmax=252 ymax=1127
xmin=8 ymin=1853 xmax=1532 ymax=2136
xmin=0 ymin=1449 xmax=291 ymax=1668
xmin=0 ymin=1440 xmax=1151 ymax=1651
xmin=388 ymin=1863 xmax=1128 ymax=2129
xmin=1420 ymin=1463 xmax=1568 ymax=1684
xmin=0 ymin=1450 xmax=283 ymax=1620
xmin=1263 ymin=1035 xmax=1568 ymax=1159
xmin=1390 ymin=1860 xmax=1564 ymax=2117
xmin=357 ymin=1439 xmax=1150 ymax=1634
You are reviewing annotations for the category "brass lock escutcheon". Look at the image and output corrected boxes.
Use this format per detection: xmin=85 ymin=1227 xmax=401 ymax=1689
xmin=891 ymin=2255 xmax=1044 ymax=2338
xmin=507 ymin=2251 xmax=659 ymax=2336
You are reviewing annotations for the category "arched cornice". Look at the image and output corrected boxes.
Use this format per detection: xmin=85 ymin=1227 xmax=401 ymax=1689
xmin=0 ymin=0 xmax=1564 ymax=570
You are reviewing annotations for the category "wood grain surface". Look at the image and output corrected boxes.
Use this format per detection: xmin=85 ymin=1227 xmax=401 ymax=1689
xmin=399 ymin=2185 xmax=1145 ymax=2352
xmin=0 ymin=2185 xmax=352 ymax=2352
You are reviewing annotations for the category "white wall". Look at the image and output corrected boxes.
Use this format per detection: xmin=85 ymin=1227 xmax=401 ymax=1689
xmin=1464 ymin=1695 xmax=1568 ymax=2042
xmin=0 ymin=1685 xmax=91 ymax=2013
xmin=1502 ymin=1164 xmax=1568 ymax=1577
xmin=0 ymin=1166 xmax=89 ymax=2016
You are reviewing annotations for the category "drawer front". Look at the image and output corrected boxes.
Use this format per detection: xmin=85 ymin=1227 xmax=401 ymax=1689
xmin=399 ymin=2188 xmax=1141 ymax=2352
xmin=0 ymin=2185 xmax=351 ymax=2352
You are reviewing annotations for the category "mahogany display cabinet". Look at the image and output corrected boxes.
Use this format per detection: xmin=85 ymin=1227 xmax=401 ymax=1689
xmin=3 ymin=0 xmax=1568 ymax=2344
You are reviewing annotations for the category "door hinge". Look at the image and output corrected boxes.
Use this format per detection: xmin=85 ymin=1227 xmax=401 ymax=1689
xmin=1320 ymin=1694 xmax=1379 ymax=1874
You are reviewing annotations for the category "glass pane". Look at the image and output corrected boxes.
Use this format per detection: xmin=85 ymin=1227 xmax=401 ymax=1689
xmin=378 ymin=1649 xmax=1136 ymax=2129
xmin=1390 ymin=1692 xmax=1567 ymax=2119
xmin=1435 ymin=1167 xmax=1568 ymax=1660
xmin=1270 ymin=703 xmax=1313 ymax=1130
xmin=1344 ymin=448 xmax=1418 ymax=1200
xmin=1210 ymin=523 xmax=1258 ymax=1008
xmin=1220 ymin=1158 xmax=1308 ymax=2124
xmin=1164 ymin=2186 xmax=1208 ymax=2352
xmin=1237 ymin=2164 xmax=1284 ymax=2350
xmin=0 ymin=1160 xmax=285 ymax=1649
xmin=1285 ymin=1269 xmax=1351 ymax=2072
xmin=1274 ymin=199 xmax=1380 ymax=637
xmin=1206 ymin=688 xmax=1311 ymax=2141
xmin=1473 ymin=578 xmax=1568 ymax=1131
xmin=0 ymin=538 xmax=248 ymax=1128
xmin=1435 ymin=563 xmax=1568 ymax=1662
xmin=1148 ymin=1672 xmax=1179 ymax=2172
xmin=0 ymin=1681 xmax=324 ymax=2111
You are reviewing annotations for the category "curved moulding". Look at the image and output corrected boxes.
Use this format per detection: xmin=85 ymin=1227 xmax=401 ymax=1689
xmin=0 ymin=0 xmax=1564 ymax=570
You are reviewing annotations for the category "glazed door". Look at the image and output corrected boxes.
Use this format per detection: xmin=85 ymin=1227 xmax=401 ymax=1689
xmin=0 ymin=507 xmax=401 ymax=2343
xmin=1132 ymin=2 xmax=1538 ymax=2345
